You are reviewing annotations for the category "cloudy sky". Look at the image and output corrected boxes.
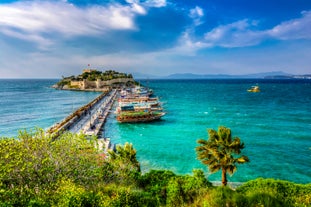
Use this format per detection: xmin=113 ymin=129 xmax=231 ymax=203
xmin=0 ymin=0 xmax=311 ymax=78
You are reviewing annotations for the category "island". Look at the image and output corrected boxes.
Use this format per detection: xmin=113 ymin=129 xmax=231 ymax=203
xmin=52 ymin=69 xmax=136 ymax=91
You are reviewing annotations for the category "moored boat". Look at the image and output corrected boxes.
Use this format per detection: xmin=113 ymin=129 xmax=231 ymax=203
xmin=116 ymin=111 xmax=165 ymax=123
xmin=247 ymin=85 xmax=260 ymax=92
xmin=116 ymin=85 xmax=165 ymax=123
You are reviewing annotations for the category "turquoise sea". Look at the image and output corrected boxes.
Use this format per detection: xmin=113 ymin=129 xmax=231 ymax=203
xmin=1 ymin=79 xmax=310 ymax=184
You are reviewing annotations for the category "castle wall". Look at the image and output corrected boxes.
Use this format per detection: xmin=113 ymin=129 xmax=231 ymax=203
xmin=84 ymin=80 xmax=97 ymax=89
xmin=70 ymin=81 xmax=84 ymax=88
xmin=98 ymin=78 xmax=134 ymax=87
xmin=69 ymin=78 xmax=134 ymax=90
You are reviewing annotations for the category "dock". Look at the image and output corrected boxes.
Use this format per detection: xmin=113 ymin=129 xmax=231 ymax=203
xmin=47 ymin=89 xmax=118 ymax=151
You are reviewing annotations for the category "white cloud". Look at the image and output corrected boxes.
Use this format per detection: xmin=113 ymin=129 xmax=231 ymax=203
xmin=1 ymin=28 xmax=53 ymax=49
xmin=161 ymin=9 xmax=311 ymax=62
xmin=0 ymin=1 xmax=146 ymax=47
xmin=268 ymin=10 xmax=311 ymax=40
xmin=189 ymin=6 xmax=204 ymax=26
xmin=126 ymin=0 xmax=166 ymax=8
xmin=204 ymin=19 xmax=265 ymax=47
xmin=131 ymin=3 xmax=147 ymax=14
xmin=189 ymin=6 xmax=204 ymax=18
xmin=143 ymin=0 xmax=167 ymax=8
xmin=199 ymin=10 xmax=311 ymax=48
xmin=170 ymin=31 xmax=210 ymax=55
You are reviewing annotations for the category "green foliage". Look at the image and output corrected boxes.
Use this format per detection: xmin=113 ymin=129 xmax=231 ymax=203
xmin=77 ymin=70 xmax=132 ymax=81
xmin=201 ymin=187 xmax=248 ymax=207
xmin=0 ymin=129 xmax=310 ymax=207
xmin=102 ymin=143 xmax=141 ymax=185
xmin=52 ymin=179 xmax=86 ymax=207
xmin=140 ymin=170 xmax=177 ymax=205
xmin=57 ymin=79 xmax=71 ymax=86
xmin=246 ymin=193 xmax=284 ymax=207
xmin=56 ymin=70 xmax=134 ymax=87
xmin=0 ymin=129 xmax=101 ymax=206
xmin=196 ymin=126 xmax=249 ymax=186
xmin=139 ymin=169 xmax=212 ymax=206
xmin=166 ymin=170 xmax=212 ymax=207
xmin=98 ymin=184 xmax=157 ymax=207
xmin=237 ymin=178 xmax=311 ymax=207
xmin=198 ymin=184 xmax=298 ymax=207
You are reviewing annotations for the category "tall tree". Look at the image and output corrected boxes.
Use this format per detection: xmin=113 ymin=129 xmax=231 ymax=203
xmin=196 ymin=126 xmax=249 ymax=186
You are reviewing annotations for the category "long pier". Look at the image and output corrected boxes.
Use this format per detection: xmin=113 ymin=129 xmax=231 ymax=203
xmin=68 ymin=89 xmax=117 ymax=135
xmin=47 ymin=89 xmax=118 ymax=151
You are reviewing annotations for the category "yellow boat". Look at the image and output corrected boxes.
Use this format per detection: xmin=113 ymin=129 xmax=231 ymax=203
xmin=247 ymin=85 xmax=260 ymax=92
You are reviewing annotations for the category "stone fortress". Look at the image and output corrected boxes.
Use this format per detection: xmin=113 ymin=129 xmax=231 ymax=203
xmin=54 ymin=69 xmax=135 ymax=91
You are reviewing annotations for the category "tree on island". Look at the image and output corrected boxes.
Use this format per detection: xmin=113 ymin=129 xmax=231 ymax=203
xmin=196 ymin=126 xmax=249 ymax=186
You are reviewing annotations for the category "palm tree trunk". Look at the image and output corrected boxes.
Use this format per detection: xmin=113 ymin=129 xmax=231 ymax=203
xmin=222 ymin=168 xmax=227 ymax=186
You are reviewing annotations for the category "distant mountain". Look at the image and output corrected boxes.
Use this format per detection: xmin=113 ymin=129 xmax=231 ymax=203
xmin=241 ymin=71 xmax=292 ymax=78
xmin=165 ymin=73 xmax=232 ymax=79
xmin=133 ymin=71 xmax=311 ymax=80
xmin=165 ymin=71 xmax=293 ymax=79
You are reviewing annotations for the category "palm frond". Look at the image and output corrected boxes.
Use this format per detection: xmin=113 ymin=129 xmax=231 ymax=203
xmin=226 ymin=165 xmax=237 ymax=175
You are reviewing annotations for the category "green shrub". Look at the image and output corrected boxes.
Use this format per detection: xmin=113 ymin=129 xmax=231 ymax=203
xmin=166 ymin=169 xmax=212 ymax=207
xmin=98 ymin=184 xmax=157 ymax=207
xmin=52 ymin=179 xmax=86 ymax=207
xmin=139 ymin=170 xmax=176 ymax=205
xmin=237 ymin=178 xmax=311 ymax=207
xmin=247 ymin=192 xmax=284 ymax=207
xmin=202 ymin=187 xmax=247 ymax=207
xmin=103 ymin=143 xmax=141 ymax=186
xmin=140 ymin=169 xmax=211 ymax=207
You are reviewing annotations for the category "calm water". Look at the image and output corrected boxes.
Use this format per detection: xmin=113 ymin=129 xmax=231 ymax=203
xmin=1 ymin=79 xmax=311 ymax=184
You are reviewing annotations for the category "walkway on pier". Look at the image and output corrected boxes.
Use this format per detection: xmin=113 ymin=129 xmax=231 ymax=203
xmin=68 ymin=89 xmax=117 ymax=136
xmin=47 ymin=89 xmax=118 ymax=152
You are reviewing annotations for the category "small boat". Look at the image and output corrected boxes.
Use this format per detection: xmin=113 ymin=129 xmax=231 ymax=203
xmin=247 ymin=85 xmax=260 ymax=92
xmin=116 ymin=111 xmax=165 ymax=123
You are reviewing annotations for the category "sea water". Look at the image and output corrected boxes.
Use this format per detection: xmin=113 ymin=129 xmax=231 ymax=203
xmin=1 ymin=79 xmax=310 ymax=184
xmin=0 ymin=79 xmax=101 ymax=137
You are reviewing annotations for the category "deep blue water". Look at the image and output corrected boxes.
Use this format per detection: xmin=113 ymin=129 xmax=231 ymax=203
xmin=1 ymin=79 xmax=310 ymax=184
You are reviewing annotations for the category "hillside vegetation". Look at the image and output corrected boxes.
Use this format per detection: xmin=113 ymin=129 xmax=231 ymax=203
xmin=0 ymin=129 xmax=310 ymax=206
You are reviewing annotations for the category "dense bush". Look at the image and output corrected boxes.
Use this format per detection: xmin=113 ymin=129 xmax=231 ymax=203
xmin=200 ymin=187 xmax=247 ymax=207
xmin=237 ymin=178 xmax=311 ymax=207
xmin=166 ymin=169 xmax=212 ymax=207
xmin=0 ymin=130 xmax=101 ymax=206
xmin=139 ymin=169 xmax=212 ymax=206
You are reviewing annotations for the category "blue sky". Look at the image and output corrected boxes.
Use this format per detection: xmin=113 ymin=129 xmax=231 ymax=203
xmin=0 ymin=0 xmax=310 ymax=78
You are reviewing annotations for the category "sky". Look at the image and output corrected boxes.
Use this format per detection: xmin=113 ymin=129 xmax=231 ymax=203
xmin=0 ymin=0 xmax=311 ymax=78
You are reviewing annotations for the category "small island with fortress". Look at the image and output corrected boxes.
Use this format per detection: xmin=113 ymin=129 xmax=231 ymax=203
xmin=52 ymin=68 xmax=136 ymax=91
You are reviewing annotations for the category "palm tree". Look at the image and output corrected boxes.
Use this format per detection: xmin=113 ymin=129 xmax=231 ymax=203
xmin=196 ymin=126 xmax=249 ymax=186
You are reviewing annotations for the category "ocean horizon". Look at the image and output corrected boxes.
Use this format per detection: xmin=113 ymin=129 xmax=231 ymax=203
xmin=0 ymin=78 xmax=310 ymax=184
